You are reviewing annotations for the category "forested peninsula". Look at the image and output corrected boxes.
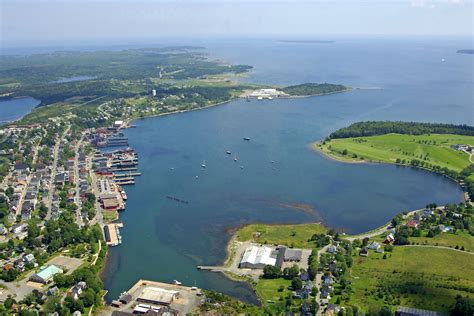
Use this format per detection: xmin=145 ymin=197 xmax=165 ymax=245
xmin=281 ymin=83 xmax=349 ymax=96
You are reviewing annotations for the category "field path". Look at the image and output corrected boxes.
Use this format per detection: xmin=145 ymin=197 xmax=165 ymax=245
xmin=401 ymin=244 xmax=474 ymax=255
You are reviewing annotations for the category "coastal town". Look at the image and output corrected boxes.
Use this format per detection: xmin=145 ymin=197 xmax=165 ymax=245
xmin=0 ymin=20 xmax=472 ymax=314
xmin=0 ymin=87 xmax=472 ymax=315
xmin=0 ymin=113 xmax=152 ymax=313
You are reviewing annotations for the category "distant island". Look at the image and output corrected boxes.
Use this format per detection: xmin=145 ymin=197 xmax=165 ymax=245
xmin=279 ymin=40 xmax=334 ymax=44
xmin=457 ymin=49 xmax=474 ymax=55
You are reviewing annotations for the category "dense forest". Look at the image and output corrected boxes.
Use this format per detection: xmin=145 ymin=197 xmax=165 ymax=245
xmin=329 ymin=121 xmax=474 ymax=139
xmin=282 ymin=83 xmax=348 ymax=96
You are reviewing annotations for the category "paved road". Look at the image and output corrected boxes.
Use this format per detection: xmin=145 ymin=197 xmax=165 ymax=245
xmin=46 ymin=127 xmax=70 ymax=220
xmin=343 ymin=208 xmax=436 ymax=242
xmin=73 ymin=134 xmax=85 ymax=227
xmin=89 ymin=158 xmax=104 ymax=227
xmin=16 ymin=142 xmax=41 ymax=215
xmin=315 ymin=243 xmax=330 ymax=316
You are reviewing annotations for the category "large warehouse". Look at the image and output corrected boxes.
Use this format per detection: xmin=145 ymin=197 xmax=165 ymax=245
xmin=137 ymin=286 xmax=179 ymax=306
xmin=239 ymin=245 xmax=278 ymax=269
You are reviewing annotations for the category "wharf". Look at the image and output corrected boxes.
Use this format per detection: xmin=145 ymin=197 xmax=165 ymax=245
xmin=104 ymin=223 xmax=123 ymax=246
xmin=114 ymin=172 xmax=141 ymax=176
xmin=111 ymin=167 xmax=137 ymax=171
xmin=115 ymin=179 xmax=135 ymax=185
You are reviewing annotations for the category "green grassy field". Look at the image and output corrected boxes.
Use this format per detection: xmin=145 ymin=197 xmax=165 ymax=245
xmin=236 ymin=223 xmax=326 ymax=248
xmin=256 ymin=279 xmax=292 ymax=303
xmin=316 ymin=133 xmax=473 ymax=172
xmin=409 ymin=231 xmax=474 ymax=251
xmin=348 ymin=246 xmax=474 ymax=312
xmin=255 ymin=278 xmax=304 ymax=314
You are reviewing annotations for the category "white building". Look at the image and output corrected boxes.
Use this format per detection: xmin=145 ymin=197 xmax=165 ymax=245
xmin=248 ymin=88 xmax=288 ymax=99
xmin=114 ymin=120 xmax=124 ymax=128
xmin=239 ymin=245 xmax=277 ymax=269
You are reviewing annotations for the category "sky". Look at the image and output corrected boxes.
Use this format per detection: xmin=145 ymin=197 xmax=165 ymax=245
xmin=1 ymin=0 xmax=473 ymax=47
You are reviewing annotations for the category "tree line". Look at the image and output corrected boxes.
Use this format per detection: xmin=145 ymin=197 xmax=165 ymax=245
xmin=329 ymin=121 xmax=474 ymax=139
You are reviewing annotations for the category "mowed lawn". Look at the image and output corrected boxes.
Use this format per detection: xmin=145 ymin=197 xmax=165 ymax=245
xmin=256 ymin=278 xmax=292 ymax=302
xmin=236 ymin=223 xmax=326 ymax=248
xmin=323 ymin=134 xmax=473 ymax=172
xmin=349 ymin=246 xmax=474 ymax=312
xmin=256 ymin=278 xmax=299 ymax=313
xmin=410 ymin=231 xmax=474 ymax=252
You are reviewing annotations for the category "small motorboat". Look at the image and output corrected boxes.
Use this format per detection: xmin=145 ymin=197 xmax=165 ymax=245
xmin=173 ymin=280 xmax=182 ymax=285
xmin=226 ymin=151 xmax=231 ymax=155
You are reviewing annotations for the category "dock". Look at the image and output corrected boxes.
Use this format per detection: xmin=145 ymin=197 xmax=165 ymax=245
xmin=111 ymin=167 xmax=137 ymax=172
xmin=104 ymin=223 xmax=123 ymax=246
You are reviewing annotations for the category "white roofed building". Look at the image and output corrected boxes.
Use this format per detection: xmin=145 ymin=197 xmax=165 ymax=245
xmin=137 ymin=286 xmax=179 ymax=306
xmin=239 ymin=245 xmax=277 ymax=269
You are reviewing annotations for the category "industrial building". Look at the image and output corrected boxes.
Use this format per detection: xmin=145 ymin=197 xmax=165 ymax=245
xmin=137 ymin=286 xmax=179 ymax=306
xmin=239 ymin=245 xmax=278 ymax=269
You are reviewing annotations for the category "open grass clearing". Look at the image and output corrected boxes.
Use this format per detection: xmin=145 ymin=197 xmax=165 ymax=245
xmin=409 ymin=231 xmax=474 ymax=251
xmin=236 ymin=223 xmax=326 ymax=248
xmin=348 ymin=246 xmax=474 ymax=312
xmin=317 ymin=133 xmax=474 ymax=173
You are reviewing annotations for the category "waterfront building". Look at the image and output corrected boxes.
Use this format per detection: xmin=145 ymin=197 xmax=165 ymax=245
xmin=137 ymin=287 xmax=179 ymax=306
xmin=239 ymin=245 xmax=277 ymax=269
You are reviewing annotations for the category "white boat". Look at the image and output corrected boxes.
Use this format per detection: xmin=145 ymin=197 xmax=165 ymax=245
xmin=226 ymin=150 xmax=231 ymax=155
xmin=201 ymin=161 xmax=206 ymax=168
xmin=121 ymin=190 xmax=128 ymax=200
xmin=257 ymin=96 xmax=263 ymax=100
xmin=234 ymin=155 xmax=238 ymax=162
xmin=173 ymin=280 xmax=182 ymax=285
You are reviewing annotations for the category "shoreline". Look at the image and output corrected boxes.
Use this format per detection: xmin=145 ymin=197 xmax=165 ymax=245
xmin=123 ymin=87 xmax=354 ymax=127
xmin=311 ymin=141 xmax=468 ymax=202
xmin=123 ymin=97 xmax=238 ymax=127
xmin=0 ymin=96 xmax=42 ymax=126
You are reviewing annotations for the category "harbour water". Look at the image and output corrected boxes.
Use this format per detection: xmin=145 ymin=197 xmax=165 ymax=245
xmin=102 ymin=37 xmax=472 ymax=303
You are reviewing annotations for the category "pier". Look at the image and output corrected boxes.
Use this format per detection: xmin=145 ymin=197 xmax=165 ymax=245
xmin=104 ymin=223 xmax=123 ymax=246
